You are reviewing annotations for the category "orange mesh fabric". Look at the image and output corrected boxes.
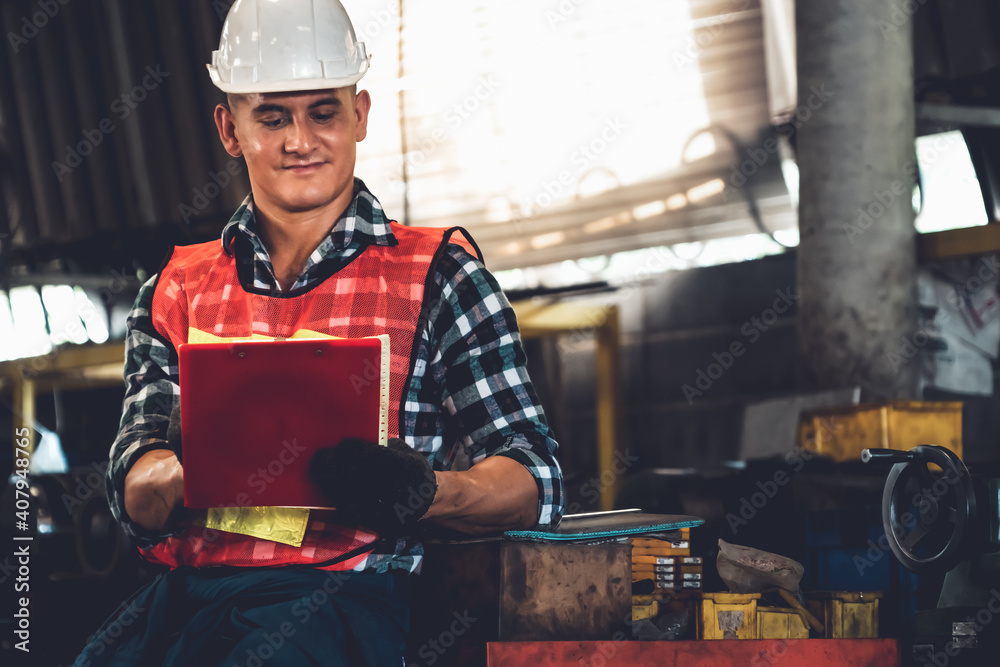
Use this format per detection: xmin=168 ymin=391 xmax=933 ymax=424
xmin=145 ymin=224 xmax=474 ymax=570
xmin=142 ymin=519 xmax=379 ymax=570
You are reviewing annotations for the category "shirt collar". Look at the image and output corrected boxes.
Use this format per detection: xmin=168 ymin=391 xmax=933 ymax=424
xmin=221 ymin=177 xmax=398 ymax=255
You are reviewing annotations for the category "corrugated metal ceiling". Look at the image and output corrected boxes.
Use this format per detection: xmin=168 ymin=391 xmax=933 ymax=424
xmin=0 ymin=0 xmax=997 ymax=277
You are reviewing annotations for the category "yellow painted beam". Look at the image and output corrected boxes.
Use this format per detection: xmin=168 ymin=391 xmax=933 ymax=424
xmin=595 ymin=307 xmax=622 ymax=511
xmin=512 ymin=300 xmax=615 ymax=338
xmin=511 ymin=299 xmax=624 ymax=511
xmin=12 ymin=374 xmax=35 ymax=459
xmin=917 ymin=224 xmax=1000 ymax=261
xmin=0 ymin=343 xmax=125 ymax=393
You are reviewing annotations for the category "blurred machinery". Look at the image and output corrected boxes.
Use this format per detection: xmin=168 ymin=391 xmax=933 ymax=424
xmin=863 ymin=445 xmax=1000 ymax=666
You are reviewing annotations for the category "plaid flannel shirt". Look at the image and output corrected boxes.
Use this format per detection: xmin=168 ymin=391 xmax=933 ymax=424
xmin=106 ymin=179 xmax=564 ymax=573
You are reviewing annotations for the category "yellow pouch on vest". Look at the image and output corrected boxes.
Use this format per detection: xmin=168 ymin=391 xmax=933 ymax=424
xmin=185 ymin=327 xmax=390 ymax=546
xmin=194 ymin=506 xmax=311 ymax=547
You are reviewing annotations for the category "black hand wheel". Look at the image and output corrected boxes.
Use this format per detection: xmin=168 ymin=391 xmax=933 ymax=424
xmin=863 ymin=445 xmax=976 ymax=574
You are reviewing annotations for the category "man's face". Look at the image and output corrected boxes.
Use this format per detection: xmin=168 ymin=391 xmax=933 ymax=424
xmin=215 ymin=87 xmax=371 ymax=215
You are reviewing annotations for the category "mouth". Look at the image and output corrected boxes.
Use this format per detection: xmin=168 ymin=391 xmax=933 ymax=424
xmin=283 ymin=162 xmax=325 ymax=174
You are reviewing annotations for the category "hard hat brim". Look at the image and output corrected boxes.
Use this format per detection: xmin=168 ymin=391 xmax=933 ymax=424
xmin=207 ymin=65 xmax=368 ymax=95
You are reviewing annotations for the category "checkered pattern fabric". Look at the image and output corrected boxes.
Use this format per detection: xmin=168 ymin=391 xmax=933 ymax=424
xmin=220 ymin=179 xmax=395 ymax=293
xmin=107 ymin=179 xmax=564 ymax=573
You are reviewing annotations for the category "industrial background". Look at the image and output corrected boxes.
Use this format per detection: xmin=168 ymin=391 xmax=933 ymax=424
xmin=1 ymin=0 xmax=1000 ymax=665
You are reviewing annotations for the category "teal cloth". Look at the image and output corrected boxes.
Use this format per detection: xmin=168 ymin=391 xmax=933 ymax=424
xmin=505 ymin=513 xmax=704 ymax=541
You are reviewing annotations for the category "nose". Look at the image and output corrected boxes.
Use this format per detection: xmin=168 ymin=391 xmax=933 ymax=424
xmin=283 ymin=118 xmax=317 ymax=155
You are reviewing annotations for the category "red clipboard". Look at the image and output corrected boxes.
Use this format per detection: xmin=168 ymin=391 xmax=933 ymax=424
xmin=179 ymin=337 xmax=387 ymax=508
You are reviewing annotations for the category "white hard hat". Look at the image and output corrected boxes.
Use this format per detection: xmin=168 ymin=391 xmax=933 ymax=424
xmin=207 ymin=0 xmax=371 ymax=94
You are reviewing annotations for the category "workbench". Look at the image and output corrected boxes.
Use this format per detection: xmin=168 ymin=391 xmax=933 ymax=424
xmin=485 ymin=639 xmax=901 ymax=665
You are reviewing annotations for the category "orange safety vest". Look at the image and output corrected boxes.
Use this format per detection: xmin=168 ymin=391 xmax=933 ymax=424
xmin=143 ymin=223 xmax=477 ymax=570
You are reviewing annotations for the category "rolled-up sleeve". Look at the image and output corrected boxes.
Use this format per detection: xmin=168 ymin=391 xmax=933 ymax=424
xmin=428 ymin=246 xmax=564 ymax=528
xmin=106 ymin=274 xmax=181 ymax=546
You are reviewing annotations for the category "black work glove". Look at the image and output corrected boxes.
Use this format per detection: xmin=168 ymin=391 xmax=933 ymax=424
xmin=167 ymin=404 xmax=183 ymax=464
xmin=309 ymin=438 xmax=437 ymax=536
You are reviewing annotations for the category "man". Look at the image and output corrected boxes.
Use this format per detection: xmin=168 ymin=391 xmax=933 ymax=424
xmin=78 ymin=1 xmax=563 ymax=664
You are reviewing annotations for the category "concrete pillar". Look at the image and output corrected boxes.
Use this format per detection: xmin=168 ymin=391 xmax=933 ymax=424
xmin=796 ymin=0 xmax=918 ymax=400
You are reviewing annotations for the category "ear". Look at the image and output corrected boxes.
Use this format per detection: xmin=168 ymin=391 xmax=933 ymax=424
xmin=214 ymin=103 xmax=243 ymax=157
xmin=353 ymin=89 xmax=372 ymax=142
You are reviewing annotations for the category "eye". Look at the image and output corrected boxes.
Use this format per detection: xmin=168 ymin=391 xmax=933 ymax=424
xmin=311 ymin=109 xmax=337 ymax=122
xmin=260 ymin=116 xmax=286 ymax=128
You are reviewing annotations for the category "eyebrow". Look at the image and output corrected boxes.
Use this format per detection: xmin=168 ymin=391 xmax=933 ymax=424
xmin=251 ymin=97 xmax=343 ymax=116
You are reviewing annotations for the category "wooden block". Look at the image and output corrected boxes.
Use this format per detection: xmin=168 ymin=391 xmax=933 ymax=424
xmin=412 ymin=539 xmax=632 ymax=662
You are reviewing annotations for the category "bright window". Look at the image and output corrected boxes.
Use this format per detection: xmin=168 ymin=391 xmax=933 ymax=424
xmin=914 ymin=131 xmax=988 ymax=234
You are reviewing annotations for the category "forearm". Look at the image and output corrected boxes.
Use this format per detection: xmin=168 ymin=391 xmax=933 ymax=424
xmin=107 ymin=272 xmax=184 ymax=541
xmin=123 ymin=449 xmax=186 ymax=533
xmin=418 ymin=246 xmax=564 ymax=533
xmin=421 ymin=456 xmax=539 ymax=535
